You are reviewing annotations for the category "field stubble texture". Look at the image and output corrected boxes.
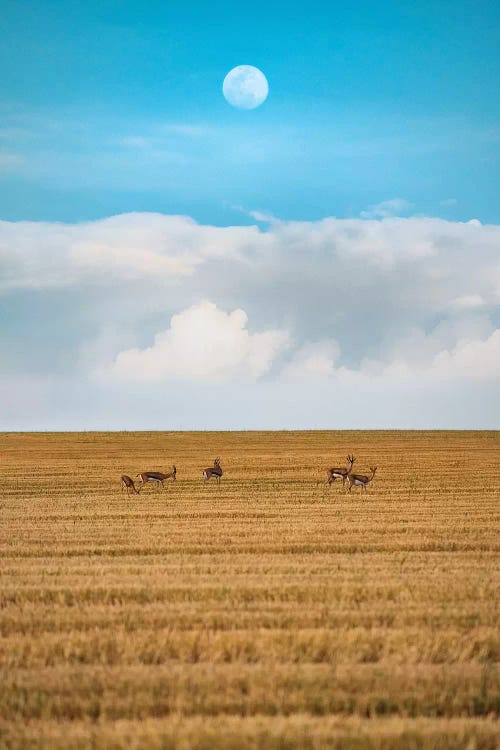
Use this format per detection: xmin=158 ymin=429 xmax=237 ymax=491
xmin=0 ymin=430 xmax=499 ymax=749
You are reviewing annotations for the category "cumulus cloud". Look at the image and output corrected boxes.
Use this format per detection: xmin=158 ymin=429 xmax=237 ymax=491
xmin=104 ymin=302 xmax=290 ymax=383
xmin=429 ymin=329 xmax=500 ymax=380
xmin=2 ymin=210 xmax=500 ymax=427
xmin=360 ymin=327 xmax=500 ymax=383
xmin=282 ymin=325 xmax=500 ymax=384
xmin=101 ymin=303 xmax=500 ymax=387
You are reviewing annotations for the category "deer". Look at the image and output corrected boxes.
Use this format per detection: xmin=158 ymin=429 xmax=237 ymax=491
xmin=121 ymin=474 xmax=139 ymax=494
xmin=346 ymin=466 xmax=377 ymax=493
xmin=203 ymin=457 xmax=223 ymax=484
xmin=137 ymin=466 xmax=176 ymax=490
xmin=326 ymin=455 xmax=355 ymax=486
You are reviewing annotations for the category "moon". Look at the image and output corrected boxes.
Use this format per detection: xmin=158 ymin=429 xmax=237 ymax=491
xmin=222 ymin=65 xmax=269 ymax=110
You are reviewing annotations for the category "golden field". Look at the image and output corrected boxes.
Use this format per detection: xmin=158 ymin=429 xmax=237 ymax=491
xmin=0 ymin=430 xmax=499 ymax=749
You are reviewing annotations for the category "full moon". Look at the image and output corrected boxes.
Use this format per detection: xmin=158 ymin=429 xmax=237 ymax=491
xmin=222 ymin=65 xmax=269 ymax=110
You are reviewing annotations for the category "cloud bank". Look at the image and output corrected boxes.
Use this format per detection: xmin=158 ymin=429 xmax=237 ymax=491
xmin=1 ymin=211 xmax=499 ymax=429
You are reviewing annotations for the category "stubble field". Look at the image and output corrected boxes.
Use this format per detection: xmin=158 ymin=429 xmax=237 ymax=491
xmin=0 ymin=430 xmax=499 ymax=749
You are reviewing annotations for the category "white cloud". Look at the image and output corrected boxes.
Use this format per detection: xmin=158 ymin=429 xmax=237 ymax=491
xmin=0 ymin=213 xmax=260 ymax=290
xmin=236 ymin=207 xmax=278 ymax=224
xmin=429 ymin=330 xmax=500 ymax=380
xmin=2 ymin=211 xmax=500 ymax=427
xmin=382 ymin=314 xmax=495 ymax=369
xmin=248 ymin=209 xmax=277 ymax=223
xmin=282 ymin=340 xmax=340 ymax=380
xmin=360 ymin=198 xmax=412 ymax=219
xmin=363 ymin=327 xmax=500 ymax=383
xmin=104 ymin=302 xmax=290 ymax=383
xmin=1 ymin=211 xmax=499 ymax=290
xmin=284 ymin=324 xmax=500 ymax=384
xmin=101 ymin=302 xmax=500 ymax=387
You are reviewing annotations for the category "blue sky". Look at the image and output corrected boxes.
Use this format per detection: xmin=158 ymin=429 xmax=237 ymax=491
xmin=1 ymin=0 xmax=499 ymax=429
xmin=1 ymin=0 xmax=499 ymax=224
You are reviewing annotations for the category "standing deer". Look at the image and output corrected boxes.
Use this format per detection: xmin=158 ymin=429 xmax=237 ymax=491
xmin=121 ymin=475 xmax=139 ymax=494
xmin=326 ymin=455 xmax=355 ymax=485
xmin=347 ymin=466 xmax=377 ymax=493
xmin=203 ymin=457 xmax=223 ymax=484
xmin=137 ymin=466 xmax=176 ymax=490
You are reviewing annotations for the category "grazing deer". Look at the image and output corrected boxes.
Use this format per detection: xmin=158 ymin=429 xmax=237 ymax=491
xmin=137 ymin=466 xmax=176 ymax=490
xmin=326 ymin=454 xmax=356 ymax=485
xmin=347 ymin=466 xmax=377 ymax=493
xmin=121 ymin=475 xmax=139 ymax=494
xmin=203 ymin=457 xmax=223 ymax=484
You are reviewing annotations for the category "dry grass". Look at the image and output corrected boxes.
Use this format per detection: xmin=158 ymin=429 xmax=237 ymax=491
xmin=0 ymin=430 xmax=499 ymax=749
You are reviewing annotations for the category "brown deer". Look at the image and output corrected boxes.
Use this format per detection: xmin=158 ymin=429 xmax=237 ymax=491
xmin=347 ymin=466 xmax=377 ymax=493
xmin=326 ymin=455 xmax=355 ymax=485
xmin=121 ymin=474 xmax=139 ymax=494
xmin=203 ymin=457 xmax=223 ymax=484
xmin=137 ymin=466 xmax=176 ymax=490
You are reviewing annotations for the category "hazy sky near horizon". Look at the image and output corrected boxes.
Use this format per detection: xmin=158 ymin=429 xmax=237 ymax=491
xmin=1 ymin=0 xmax=499 ymax=429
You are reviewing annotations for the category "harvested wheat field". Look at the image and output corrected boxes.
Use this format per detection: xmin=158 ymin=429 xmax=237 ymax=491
xmin=1 ymin=430 xmax=499 ymax=749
